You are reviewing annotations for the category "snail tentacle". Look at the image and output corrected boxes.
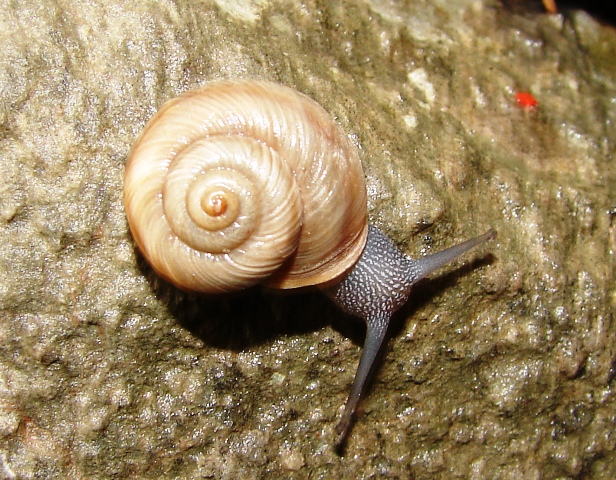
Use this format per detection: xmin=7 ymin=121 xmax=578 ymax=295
xmin=325 ymin=225 xmax=495 ymax=446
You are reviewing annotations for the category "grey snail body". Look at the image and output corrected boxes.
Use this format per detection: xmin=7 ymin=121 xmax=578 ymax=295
xmin=124 ymin=79 xmax=495 ymax=446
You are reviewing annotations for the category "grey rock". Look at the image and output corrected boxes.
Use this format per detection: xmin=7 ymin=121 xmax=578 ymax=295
xmin=0 ymin=0 xmax=614 ymax=478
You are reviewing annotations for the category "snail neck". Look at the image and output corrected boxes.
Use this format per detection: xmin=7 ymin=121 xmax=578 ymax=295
xmin=323 ymin=225 xmax=416 ymax=322
xmin=324 ymin=224 xmax=496 ymax=327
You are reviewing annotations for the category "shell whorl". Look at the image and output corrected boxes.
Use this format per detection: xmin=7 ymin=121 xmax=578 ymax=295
xmin=124 ymin=80 xmax=368 ymax=293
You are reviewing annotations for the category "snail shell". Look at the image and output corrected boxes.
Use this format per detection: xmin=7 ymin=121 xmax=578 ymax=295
xmin=124 ymin=80 xmax=368 ymax=293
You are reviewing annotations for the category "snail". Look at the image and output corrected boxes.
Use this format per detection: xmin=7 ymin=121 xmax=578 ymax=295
xmin=123 ymin=79 xmax=496 ymax=446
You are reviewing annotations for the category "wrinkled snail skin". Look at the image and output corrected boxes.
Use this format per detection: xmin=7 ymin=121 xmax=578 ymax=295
xmin=123 ymin=79 xmax=496 ymax=447
xmin=325 ymin=226 xmax=496 ymax=445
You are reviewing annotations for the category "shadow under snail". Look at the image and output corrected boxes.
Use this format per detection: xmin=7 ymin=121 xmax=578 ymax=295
xmin=123 ymin=79 xmax=496 ymax=446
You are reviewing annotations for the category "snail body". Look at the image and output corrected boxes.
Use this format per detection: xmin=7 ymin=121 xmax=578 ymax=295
xmin=124 ymin=79 xmax=495 ymax=446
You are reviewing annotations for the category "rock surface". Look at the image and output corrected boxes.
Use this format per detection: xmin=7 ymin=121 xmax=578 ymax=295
xmin=0 ymin=0 xmax=614 ymax=478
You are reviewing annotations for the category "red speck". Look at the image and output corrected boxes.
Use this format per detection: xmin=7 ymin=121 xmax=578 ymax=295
xmin=515 ymin=92 xmax=538 ymax=108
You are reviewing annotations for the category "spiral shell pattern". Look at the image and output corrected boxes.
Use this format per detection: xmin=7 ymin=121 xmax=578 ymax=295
xmin=124 ymin=80 xmax=368 ymax=293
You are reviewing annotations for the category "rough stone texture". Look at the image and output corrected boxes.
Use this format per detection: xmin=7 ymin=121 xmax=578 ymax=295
xmin=0 ymin=0 xmax=614 ymax=478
